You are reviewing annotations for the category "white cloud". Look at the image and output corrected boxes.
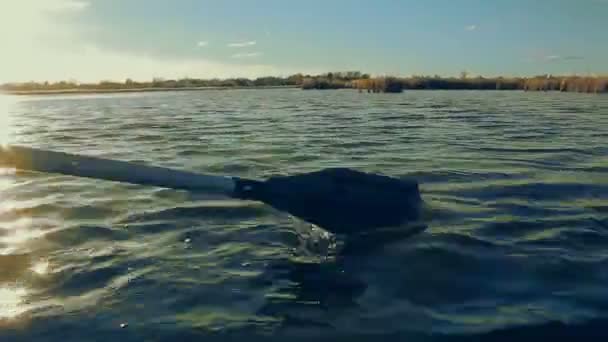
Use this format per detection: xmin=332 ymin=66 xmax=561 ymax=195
xmin=232 ymin=52 xmax=262 ymax=58
xmin=1 ymin=43 xmax=284 ymax=83
xmin=196 ymin=41 xmax=209 ymax=47
xmin=465 ymin=24 xmax=477 ymax=31
xmin=0 ymin=2 xmax=299 ymax=83
xmin=228 ymin=40 xmax=257 ymax=48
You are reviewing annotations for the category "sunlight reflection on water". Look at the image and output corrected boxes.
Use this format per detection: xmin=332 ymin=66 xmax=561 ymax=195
xmin=30 ymin=259 xmax=50 ymax=275
xmin=0 ymin=222 xmax=48 ymax=245
xmin=0 ymin=97 xmax=51 ymax=322
xmin=0 ymin=286 xmax=28 ymax=319
xmin=0 ymin=95 xmax=18 ymax=146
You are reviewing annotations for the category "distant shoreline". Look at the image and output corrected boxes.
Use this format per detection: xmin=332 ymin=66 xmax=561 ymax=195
xmin=4 ymin=86 xmax=607 ymax=96
xmin=2 ymin=85 xmax=299 ymax=96
xmin=2 ymin=72 xmax=606 ymax=95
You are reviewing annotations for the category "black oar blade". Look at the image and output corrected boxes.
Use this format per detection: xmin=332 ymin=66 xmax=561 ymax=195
xmin=234 ymin=168 xmax=423 ymax=234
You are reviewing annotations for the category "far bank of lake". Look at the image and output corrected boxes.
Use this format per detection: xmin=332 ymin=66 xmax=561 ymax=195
xmin=2 ymin=72 xmax=607 ymax=95
xmin=1 ymin=85 xmax=299 ymax=96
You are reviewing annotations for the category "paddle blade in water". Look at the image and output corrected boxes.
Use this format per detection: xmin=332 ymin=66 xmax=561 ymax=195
xmin=233 ymin=168 xmax=423 ymax=234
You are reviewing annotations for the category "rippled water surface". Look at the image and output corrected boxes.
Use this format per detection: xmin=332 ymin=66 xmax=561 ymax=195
xmin=1 ymin=89 xmax=607 ymax=341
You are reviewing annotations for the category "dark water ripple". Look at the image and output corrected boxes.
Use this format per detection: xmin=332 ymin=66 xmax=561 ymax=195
xmin=1 ymin=90 xmax=608 ymax=341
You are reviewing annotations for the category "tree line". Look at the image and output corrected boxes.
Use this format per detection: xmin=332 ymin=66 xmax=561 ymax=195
xmin=302 ymin=74 xmax=608 ymax=93
xmin=1 ymin=71 xmax=606 ymax=94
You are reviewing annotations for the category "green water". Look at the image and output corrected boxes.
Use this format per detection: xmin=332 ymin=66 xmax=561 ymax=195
xmin=0 ymin=89 xmax=607 ymax=341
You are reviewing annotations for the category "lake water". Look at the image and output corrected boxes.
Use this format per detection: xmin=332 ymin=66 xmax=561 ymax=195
xmin=1 ymin=89 xmax=607 ymax=341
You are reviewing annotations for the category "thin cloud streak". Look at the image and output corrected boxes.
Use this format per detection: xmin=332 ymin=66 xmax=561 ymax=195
xmin=544 ymin=55 xmax=585 ymax=61
xmin=228 ymin=40 xmax=256 ymax=48
xmin=232 ymin=52 xmax=262 ymax=58
xmin=47 ymin=0 xmax=89 ymax=11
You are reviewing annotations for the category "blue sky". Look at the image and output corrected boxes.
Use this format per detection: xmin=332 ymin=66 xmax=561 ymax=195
xmin=1 ymin=0 xmax=607 ymax=82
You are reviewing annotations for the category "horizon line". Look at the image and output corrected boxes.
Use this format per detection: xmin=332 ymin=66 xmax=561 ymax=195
xmin=3 ymin=71 xmax=608 ymax=85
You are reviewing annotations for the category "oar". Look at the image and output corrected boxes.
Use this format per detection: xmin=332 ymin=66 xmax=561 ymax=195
xmin=0 ymin=145 xmax=422 ymax=235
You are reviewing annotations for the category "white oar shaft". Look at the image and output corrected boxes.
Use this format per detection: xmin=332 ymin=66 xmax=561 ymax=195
xmin=0 ymin=145 xmax=236 ymax=195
